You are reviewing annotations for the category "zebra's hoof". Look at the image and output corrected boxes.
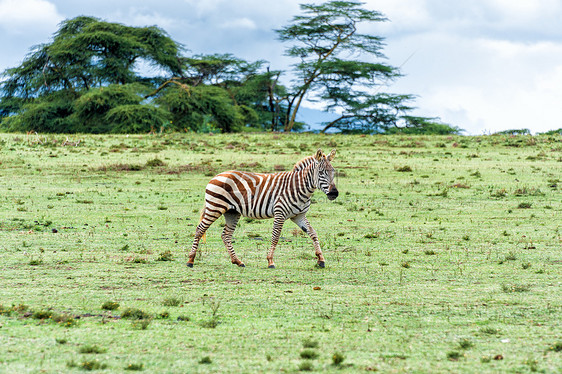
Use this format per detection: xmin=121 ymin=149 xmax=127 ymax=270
xmin=316 ymin=261 xmax=325 ymax=268
xmin=186 ymin=263 xmax=194 ymax=268
xmin=268 ymin=265 xmax=276 ymax=269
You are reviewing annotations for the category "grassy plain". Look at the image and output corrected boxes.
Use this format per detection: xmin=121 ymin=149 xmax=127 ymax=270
xmin=0 ymin=132 xmax=561 ymax=373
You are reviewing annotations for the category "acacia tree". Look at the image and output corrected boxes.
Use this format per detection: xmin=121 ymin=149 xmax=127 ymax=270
xmin=276 ymin=0 xmax=456 ymax=134
xmin=0 ymin=16 xmax=183 ymax=133
xmin=146 ymin=53 xmax=273 ymax=132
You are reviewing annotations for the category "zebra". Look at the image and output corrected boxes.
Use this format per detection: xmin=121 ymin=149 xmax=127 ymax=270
xmin=187 ymin=149 xmax=338 ymax=269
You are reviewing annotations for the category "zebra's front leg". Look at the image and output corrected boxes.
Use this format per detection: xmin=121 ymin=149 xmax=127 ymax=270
xmin=291 ymin=214 xmax=326 ymax=268
xmin=267 ymin=215 xmax=285 ymax=268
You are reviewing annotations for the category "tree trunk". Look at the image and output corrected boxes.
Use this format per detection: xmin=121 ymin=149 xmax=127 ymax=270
xmin=321 ymin=115 xmax=349 ymax=133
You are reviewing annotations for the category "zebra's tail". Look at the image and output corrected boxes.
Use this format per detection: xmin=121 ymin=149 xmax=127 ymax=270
xmin=199 ymin=207 xmax=207 ymax=243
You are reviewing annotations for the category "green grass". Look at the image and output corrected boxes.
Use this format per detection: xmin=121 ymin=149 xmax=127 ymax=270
xmin=0 ymin=132 xmax=561 ymax=373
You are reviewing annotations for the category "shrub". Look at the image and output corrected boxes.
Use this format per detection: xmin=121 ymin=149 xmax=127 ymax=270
xmin=121 ymin=308 xmax=151 ymax=320
xmin=302 ymin=338 xmax=319 ymax=348
xmin=124 ymin=363 xmax=144 ymax=371
xmin=395 ymin=165 xmax=412 ymax=172
xmin=156 ymin=250 xmax=173 ymax=261
xmin=332 ymin=352 xmax=345 ymax=365
xmin=145 ymin=158 xmax=166 ymax=167
xmin=447 ymin=351 xmax=462 ymax=361
xmin=162 ymin=297 xmax=182 ymax=307
xmin=458 ymin=338 xmax=473 ymax=349
xmin=101 ymin=301 xmax=120 ymax=311
xmin=131 ymin=320 xmax=151 ymax=330
xmin=300 ymin=349 xmax=319 ymax=359
xmin=501 ymin=283 xmax=531 ymax=293
xmin=79 ymin=345 xmax=107 ymax=354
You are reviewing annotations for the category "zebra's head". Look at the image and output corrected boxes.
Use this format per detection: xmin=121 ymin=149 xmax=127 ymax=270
xmin=314 ymin=149 xmax=339 ymax=200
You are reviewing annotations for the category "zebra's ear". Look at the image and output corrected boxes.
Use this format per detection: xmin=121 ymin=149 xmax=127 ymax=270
xmin=327 ymin=149 xmax=336 ymax=161
xmin=314 ymin=149 xmax=323 ymax=161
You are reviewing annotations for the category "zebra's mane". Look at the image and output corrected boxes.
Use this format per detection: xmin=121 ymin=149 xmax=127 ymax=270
xmin=292 ymin=156 xmax=316 ymax=172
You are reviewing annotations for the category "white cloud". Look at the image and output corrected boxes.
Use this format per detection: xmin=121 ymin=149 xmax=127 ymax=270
xmin=0 ymin=0 xmax=62 ymax=34
xmin=126 ymin=10 xmax=177 ymax=30
xmin=401 ymin=37 xmax=562 ymax=134
xmin=220 ymin=17 xmax=257 ymax=30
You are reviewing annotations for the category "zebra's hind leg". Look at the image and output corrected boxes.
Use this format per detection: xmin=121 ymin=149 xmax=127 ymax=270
xmin=187 ymin=206 xmax=223 ymax=267
xmin=222 ymin=210 xmax=244 ymax=267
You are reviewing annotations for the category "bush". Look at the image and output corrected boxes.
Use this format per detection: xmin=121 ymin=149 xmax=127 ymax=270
xmin=121 ymin=308 xmax=151 ymax=320
xmin=105 ymin=104 xmax=169 ymax=134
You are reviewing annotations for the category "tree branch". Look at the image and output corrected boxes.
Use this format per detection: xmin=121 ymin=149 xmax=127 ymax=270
xmin=144 ymin=78 xmax=191 ymax=99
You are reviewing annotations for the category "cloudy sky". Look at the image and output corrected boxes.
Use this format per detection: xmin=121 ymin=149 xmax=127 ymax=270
xmin=1 ymin=0 xmax=561 ymax=134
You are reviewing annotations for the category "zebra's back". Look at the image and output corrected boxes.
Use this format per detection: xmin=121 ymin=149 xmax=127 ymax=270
xmin=205 ymin=170 xmax=290 ymax=219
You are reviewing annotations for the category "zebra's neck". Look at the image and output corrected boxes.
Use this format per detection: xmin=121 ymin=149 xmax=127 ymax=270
xmin=290 ymin=161 xmax=318 ymax=196
xmin=292 ymin=156 xmax=315 ymax=172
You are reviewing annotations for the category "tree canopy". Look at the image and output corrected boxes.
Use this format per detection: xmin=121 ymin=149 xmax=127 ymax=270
xmin=0 ymin=3 xmax=460 ymax=135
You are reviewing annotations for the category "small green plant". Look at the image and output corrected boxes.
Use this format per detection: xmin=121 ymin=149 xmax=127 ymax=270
xmin=302 ymin=338 xmax=319 ymax=348
xmin=131 ymin=319 xmax=151 ymax=330
xmin=364 ymin=232 xmax=379 ymax=239
xmin=501 ymin=283 xmax=531 ymax=293
xmin=121 ymin=308 xmax=151 ymax=320
xmin=200 ymin=319 xmax=219 ymax=328
xmin=401 ymin=261 xmax=410 ymax=268
xmin=300 ymin=349 xmax=319 ymax=359
xmin=124 ymin=363 xmax=144 ymax=371
xmin=101 ymin=301 xmax=119 ymax=311
xmin=424 ymin=249 xmax=437 ymax=255
xmin=79 ymin=345 xmax=107 ymax=354
xmin=158 ymin=311 xmax=170 ymax=319
xmin=79 ymin=360 xmax=107 ymax=371
xmin=332 ymin=352 xmax=345 ymax=366
xmin=480 ymin=327 xmax=500 ymax=335
xmin=517 ymin=202 xmax=532 ymax=209
xmin=145 ymin=158 xmax=165 ymax=167
xmin=521 ymin=262 xmax=532 ymax=270
xmin=199 ymin=356 xmax=212 ymax=364
xmin=298 ymin=361 xmax=314 ymax=371
xmin=458 ymin=338 xmax=474 ymax=349
xmin=56 ymin=338 xmax=68 ymax=345
xmin=547 ymin=342 xmax=562 ymax=352
xmin=156 ymin=250 xmax=173 ymax=261
xmin=491 ymin=189 xmax=507 ymax=198
xmin=447 ymin=351 xmax=462 ymax=361
xmin=51 ymin=313 xmax=77 ymax=327
xmin=201 ymin=297 xmax=221 ymax=328
xmin=177 ymin=315 xmax=190 ymax=321
xmin=504 ymin=251 xmax=517 ymax=261
xmin=162 ymin=297 xmax=182 ymax=307
xmin=32 ymin=310 xmax=53 ymax=320
xmin=395 ymin=165 xmax=412 ymax=172
xmin=132 ymin=257 xmax=148 ymax=264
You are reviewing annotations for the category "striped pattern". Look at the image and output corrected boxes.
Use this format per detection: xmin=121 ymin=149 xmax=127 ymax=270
xmin=187 ymin=149 xmax=338 ymax=268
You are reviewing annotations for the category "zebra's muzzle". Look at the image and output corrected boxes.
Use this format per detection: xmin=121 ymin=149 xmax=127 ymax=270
xmin=326 ymin=187 xmax=339 ymax=200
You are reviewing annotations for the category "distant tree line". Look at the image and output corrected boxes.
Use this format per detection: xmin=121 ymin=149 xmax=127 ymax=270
xmin=0 ymin=1 xmax=461 ymax=134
